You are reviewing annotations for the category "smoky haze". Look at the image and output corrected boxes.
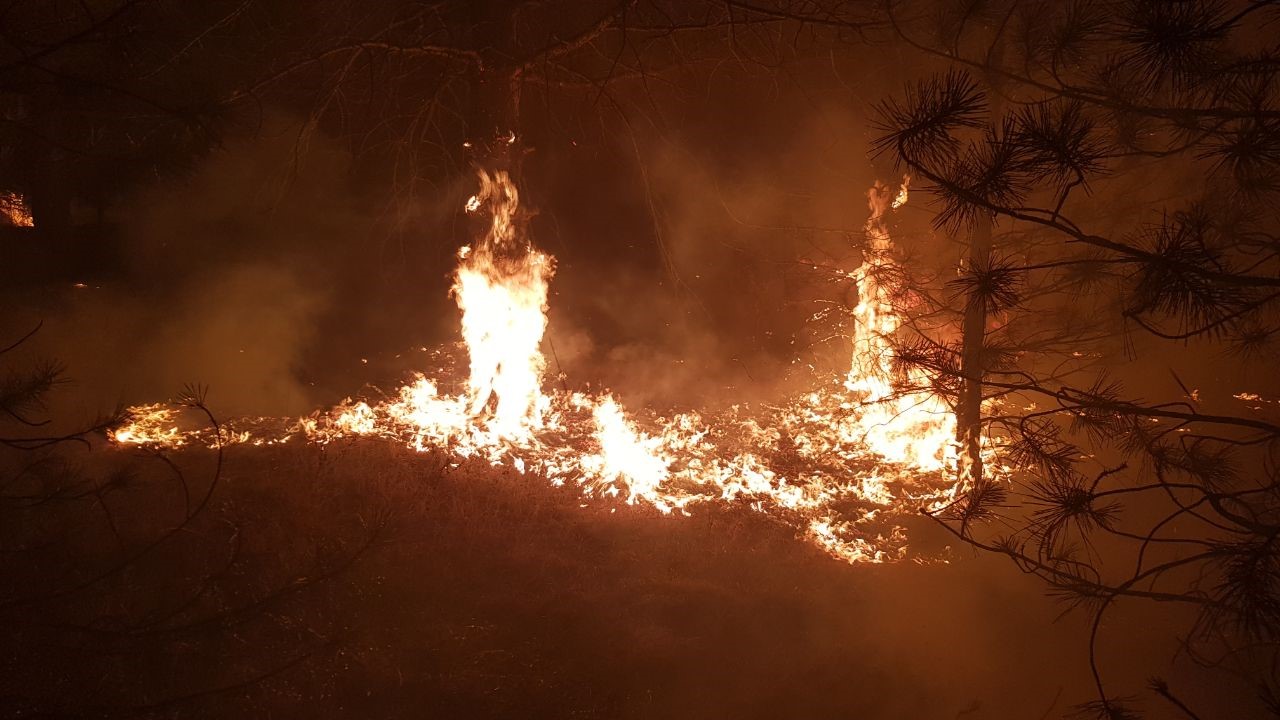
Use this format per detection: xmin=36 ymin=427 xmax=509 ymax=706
xmin=5 ymin=53 xmax=935 ymax=419
xmin=1 ymin=9 xmax=1271 ymax=717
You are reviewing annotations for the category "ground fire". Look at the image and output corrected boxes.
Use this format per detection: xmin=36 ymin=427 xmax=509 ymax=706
xmin=9 ymin=3 xmax=1280 ymax=716
xmin=110 ymin=168 xmax=985 ymax=564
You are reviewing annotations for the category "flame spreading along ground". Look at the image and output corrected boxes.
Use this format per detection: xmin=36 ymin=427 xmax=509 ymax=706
xmin=111 ymin=171 xmax=969 ymax=564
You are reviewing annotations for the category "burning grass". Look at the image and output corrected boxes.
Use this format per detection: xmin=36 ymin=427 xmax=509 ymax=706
xmin=108 ymin=171 xmax=978 ymax=564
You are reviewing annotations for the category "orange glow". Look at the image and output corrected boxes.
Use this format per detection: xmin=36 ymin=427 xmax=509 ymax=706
xmin=108 ymin=404 xmax=188 ymax=447
xmin=111 ymin=171 xmax=978 ymax=563
xmin=839 ymin=177 xmax=955 ymax=472
xmin=1 ymin=191 xmax=34 ymax=227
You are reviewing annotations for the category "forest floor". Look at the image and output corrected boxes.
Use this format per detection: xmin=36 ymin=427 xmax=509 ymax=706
xmin=4 ymin=438 xmax=1231 ymax=719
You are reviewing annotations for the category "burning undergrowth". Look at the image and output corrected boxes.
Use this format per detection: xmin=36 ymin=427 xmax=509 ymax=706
xmin=110 ymin=167 xmax=982 ymax=564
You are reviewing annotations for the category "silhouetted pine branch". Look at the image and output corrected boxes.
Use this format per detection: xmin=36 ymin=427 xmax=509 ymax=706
xmin=871 ymin=69 xmax=987 ymax=170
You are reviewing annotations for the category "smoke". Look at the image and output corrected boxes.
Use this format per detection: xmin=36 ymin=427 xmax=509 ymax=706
xmin=537 ymin=97 xmax=948 ymax=410
xmin=0 ymin=43 xmax=1267 ymax=720
xmin=5 ymin=55 xmax=936 ymax=422
xmin=1 ymin=117 xmax=384 ymax=420
xmin=4 ymin=266 xmax=321 ymax=424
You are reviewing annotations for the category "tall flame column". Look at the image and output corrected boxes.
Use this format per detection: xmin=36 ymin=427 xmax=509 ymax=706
xmin=454 ymin=169 xmax=556 ymax=440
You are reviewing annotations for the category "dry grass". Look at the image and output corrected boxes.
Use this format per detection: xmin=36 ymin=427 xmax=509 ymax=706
xmin=2 ymin=438 xmax=1119 ymax=719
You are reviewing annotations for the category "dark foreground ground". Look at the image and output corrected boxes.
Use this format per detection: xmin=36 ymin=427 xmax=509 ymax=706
xmin=0 ymin=439 xmax=1258 ymax=719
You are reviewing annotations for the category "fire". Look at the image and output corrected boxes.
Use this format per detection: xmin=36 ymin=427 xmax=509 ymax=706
xmin=577 ymin=395 xmax=679 ymax=510
xmin=1 ymin=191 xmax=34 ymax=227
xmin=108 ymin=404 xmax=188 ymax=446
xmin=110 ymin=170 xmax=974 ymax=563
xmin=838 ymin=177 xmax=955 ymax=471
xmin=454 ymin=169 xmax=554 ymax=439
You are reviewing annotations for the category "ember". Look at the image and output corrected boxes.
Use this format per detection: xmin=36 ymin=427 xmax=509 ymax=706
xmin=1 ymin=191 xmax=34 ymax=227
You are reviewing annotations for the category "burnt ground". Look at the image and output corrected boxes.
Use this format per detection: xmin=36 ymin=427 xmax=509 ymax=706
xmin=0 ymin=439 xmax=1260 ymax=719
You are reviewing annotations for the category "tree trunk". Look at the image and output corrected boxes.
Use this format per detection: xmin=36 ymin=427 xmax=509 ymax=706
xmin=957 ymin=215 xmax=991 ymax=484
xmin=956 ymin=76 xmax=1003 ymax=484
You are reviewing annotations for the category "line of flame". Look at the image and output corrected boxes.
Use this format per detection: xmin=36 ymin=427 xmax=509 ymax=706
xmin=111 ymin=172 xmax=986 ymax=563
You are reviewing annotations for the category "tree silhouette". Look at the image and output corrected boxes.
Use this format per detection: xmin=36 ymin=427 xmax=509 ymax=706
xmin=873 ymin=1 xmax=1280 ymax=716
xmin=0 ymin=1 xmax=243 ymax=235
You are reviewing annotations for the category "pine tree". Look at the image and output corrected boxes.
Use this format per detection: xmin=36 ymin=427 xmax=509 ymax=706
xmin=874 ymin=1 xmax=1280 ymax=716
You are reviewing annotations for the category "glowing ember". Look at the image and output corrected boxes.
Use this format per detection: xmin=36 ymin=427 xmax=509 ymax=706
xmin=110 ymin=171 xmax=971 ymax=563
xmin=1 ymin=191 xmax=34 ymax=227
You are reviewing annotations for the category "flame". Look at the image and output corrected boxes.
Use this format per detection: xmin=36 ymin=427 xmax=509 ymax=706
xmin=111 ymin=171 xmax=977 ymax=563
xmin=890 ymin=175 xmax=909 ymax=209
xmin=837 ymin=177 xmax=955 ymax=471
xmin=108 ymin=404 xmax=188 ymax=446
xmin=453 ymin=169 xmax=554 ymax=439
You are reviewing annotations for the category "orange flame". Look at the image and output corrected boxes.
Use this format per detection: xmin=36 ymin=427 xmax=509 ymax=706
xmin=111 ymin=171 xmax=976 ymax=563
xmin=454 ymin=169 xmax=554 ymax=439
